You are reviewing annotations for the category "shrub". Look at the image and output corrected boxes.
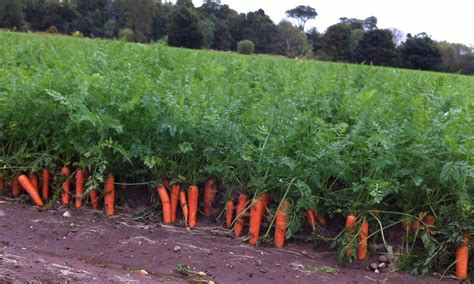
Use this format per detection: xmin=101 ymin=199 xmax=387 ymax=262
xmin=46 ymin=26 xmax=59 ymax=34
xmin=237 ymin=40 xmax=255 ymax=55
xmin=72 ymin=31 xmax=83 ymax=38
xmin=118 ymin=28 xmax=134 ymax=42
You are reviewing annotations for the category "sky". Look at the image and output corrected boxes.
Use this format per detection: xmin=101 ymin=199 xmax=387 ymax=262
xmin=190 ymin=0 xmax=474 ymax=46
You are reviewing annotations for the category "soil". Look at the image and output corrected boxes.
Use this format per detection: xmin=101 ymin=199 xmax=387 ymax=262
xmin=0 ymin=199 xmax=458 ymax=283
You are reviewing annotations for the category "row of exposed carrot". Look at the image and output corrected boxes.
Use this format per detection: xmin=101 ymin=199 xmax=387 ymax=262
xmin=0 ymin=175 xmax=471 ymax=279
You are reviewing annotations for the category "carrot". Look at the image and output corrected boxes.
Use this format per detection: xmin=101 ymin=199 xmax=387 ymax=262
xmin=60 ymin=166 xmax=71 ymax=206
xmin=104 ymin=174 xmax=115 ymax=216
xmin=170 ymin=184 xmax=181 ymax=223
xmin=203 ymin=179 xmax=217 ymax=216
xmin=274 ymin=199 xmax=290 ymax=248
xmin=179 ymin=190 xmax=189 ymax=226
xmin=18 ymin=175 xmax=44 ymax=207
xmin=316 ymin=212 xmax=327 ymax=226
xmin=157 ymin=184 xmax=172 ymax=224
xmin=411 ymin=219 xmax=420 ymax=231
xmin=90 ymin=187 xmax=99 ymax=209
xmin=234 ymin=193 xmax=249 ymax=237
xmin=306 ymin=209 xmax=317 ymax=231
xmin=423 ymin=214 xmax=436 ymax=234
xmin=187 ymin=185 xmax=199 ymax=228
xmin=357 ymin=221 xmax=369 ymax=260
xmin=28 ymin=172 xmax=39 ymax=193
xmin=75 ymin=169 xmax=85 ymax=208
xmin=225 ymin=199 xmax=234 ymax=229
xmin=12 ymin=176 xmax=21 ymax=197
xmin=345 ymin=215 xmax=357 ymax=256
xmin=248 ymin=196 xmax=265 ymax=246
xmin=456 ymin=232 xmax=469 ymax=280
xmin=41 ymin=169 xmax=50 ymax=200
xmin=261 ymin=193 xmax=269 ymax=211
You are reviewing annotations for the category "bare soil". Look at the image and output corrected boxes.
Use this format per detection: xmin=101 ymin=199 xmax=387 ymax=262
xmin=0 ymin=199 xmax=457 ymax=283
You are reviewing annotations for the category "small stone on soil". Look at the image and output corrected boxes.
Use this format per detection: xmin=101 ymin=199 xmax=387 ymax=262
xmin=225 ymin=264 xmax=234 ymax=269
xmin=260 ymin=268 xmax=267 ymax=273
xmin=255 ymin=259 xmax=262 ymax=266
xmin=173 ymin=245 xmax=182 ymax=252
xmin=63 ymin=211 xmax=71 ymax=218
xmin=301 ymin=250 xmax=308 ymax=255
xmin=378 ymin=262 xmax=386 ymax=269
xmin=374 ymin=269 xmax=380 ymax=274
xmin=378 ymin=255 xmax=389 ymax=263
xmin=370 ymin=263 xmax=378 ymax=271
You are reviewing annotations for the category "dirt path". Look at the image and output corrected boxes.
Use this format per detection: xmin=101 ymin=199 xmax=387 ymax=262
xmin=0 ymin=201 xmax=455 ymax=283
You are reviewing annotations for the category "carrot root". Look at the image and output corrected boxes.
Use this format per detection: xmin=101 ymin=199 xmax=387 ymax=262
xmin=61 ymin=166 xmax=71 ymax=206
xmin=104 ymin=174 xmax=115 ymax=216
xmin=12 ymin=176 xmax=21 ymax=197
xmin=234 ymin=193 xmax=249 ymax=237
xmin=456 ymin=232 xmax=469 ymax=280
xmin=203 ymin=179 xmax=217 ymax=216
xmin=75 ymin=170 xmax=85 ymax=208
xmin=225 ymin=200 xmax=234 ymax=229
xmin=179 ymin=191 xmax=188 ymax=227
xmin=275 ymin=199 xmax=290 ymax=248
xmin=345 ymin=215 xmax=357 ymax=257
xmin=248 ymin=196 xmax=265 ymax=246
xmin=18 ymin=175 xmax=44 ymax=207
xmin=357 ymin=221 xmax=369 ymax=260
xmin=187 ymin=185 xmax=199 ymax=229
xmin=41 ymin=169 xmax=50 ymax=201
xmin=170 ymin=184 xmax=181 ymax=223
xmin=157 ymin=184 xmax=172 ymax=224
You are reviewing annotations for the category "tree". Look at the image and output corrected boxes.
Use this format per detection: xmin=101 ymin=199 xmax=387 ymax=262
xmin=399 ymin=33 xmax=442 ymax=71
xmin=438 ymin=41 xmax=473 ymax=73
xmin=339 ymin=16 xmax=377 ymax=31
xmin=306 ymin=27 xmax=322 ymax=55
xmin=167 ymin=6 xmax=203 ymax=49
xmin=354 ymin=29 xmax=400 ymax=66
xmin=0 ymin=0 xmax=25 ymax=30
xmin=212 ymin=21 xmax=232 ymax=50
xmin=277 ymin=20 xmax=310 ymax=58
xmin=240 ymin=9 xmax=279 ymax=54
xmin=321 ymin=23 xmax=352 ymax=61
xmin=125 ymin=0 xmax=156 ymax=42
xmin=285 ymin=5 xmax=317 ymax=30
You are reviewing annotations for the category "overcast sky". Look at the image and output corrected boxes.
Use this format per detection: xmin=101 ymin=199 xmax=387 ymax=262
xmin=190 ymin=0 xmax=473 ymax=46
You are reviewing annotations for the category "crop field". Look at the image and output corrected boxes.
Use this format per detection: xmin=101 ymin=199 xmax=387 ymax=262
xmin=0 ymin=31 xmax=473 ymax=280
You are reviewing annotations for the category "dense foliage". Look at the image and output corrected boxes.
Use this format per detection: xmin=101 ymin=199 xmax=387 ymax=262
xmin=0 ymin=32 xmax=473 ymax=275
xmin=0 ymin=0 xmax=473 ymax=74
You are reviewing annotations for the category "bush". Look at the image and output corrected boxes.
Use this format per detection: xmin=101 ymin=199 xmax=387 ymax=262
xmin=118 ymin=28 xmax=134 ymax=42
xmin=72 ymin=31 xmax=83 ymax=38
xmin=46 ymin=26 xmax=59 ymax=34
xmin=237 ymin=40 xmax=255 ymax=55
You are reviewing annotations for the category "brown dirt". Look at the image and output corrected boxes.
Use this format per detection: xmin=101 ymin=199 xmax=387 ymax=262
xmin=0 ymin=199 xmax=458 ymax=283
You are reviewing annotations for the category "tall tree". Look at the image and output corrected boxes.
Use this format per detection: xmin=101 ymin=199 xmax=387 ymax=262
xmin=277 ymin=20 xmax=310 ymax=58
xmin=285 ymin=5 xmax=317 ymax=30
xmin=0 ymin=0 xmax=25 ymax=30
xmin=438 ymin=41 xmax=473 ymax=73
xmin=321 ymin=23 xmax=352 ymax=61
xmin=167 ymin=6 xmax=203 ymax=49
xmin=399 ymin=33 xmax=442 ymax=71
xmin=240 ymin=9 xmax=279 ymax=54
xmin=125 ymin=0 xmax=156 ymax=42
xmin=354 ymin=29 xmax=400 ymax=66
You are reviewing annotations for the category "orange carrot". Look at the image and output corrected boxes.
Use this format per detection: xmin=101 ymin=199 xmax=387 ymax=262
xmin=104 ymin=174 xmax=115 ymax=216
xmin=249 ymin=196 xmax=265 ymax=246
xmin=357 ymin=221 xmax=369 ymax=260
xmin=60 ymin=166 xmax=71 ymax=206
xmin=75 ymin=169 xmax=85 ymax=208
xmin=187 ymin=185 xmax=199 ymax=228
xmin=456 ymin=232 xmax=469 ymax=280
xmin=179 ymin=190 xmax=189 ymax=226
xmin=12 ymin=176 xmax=21 ymax=197
xmin=18 ymin=175 xmax=44 ymax=207
xmin=261 ymin=193 xmax=269 ymax=211
xmin=234 ymin=193 xmax=249 ymax=237
xmin=90 ymin=188 xmax=99 ymax=209
xmin=411 ymin=219 xmax=420 ymax=231
xmin=41 ymin=169 xmax=49 ymax=201
xmin=225 ymin=200 xmax=234 ymax=229
xmin=345 ymin=215 xmax=357 ymax=256
xmin=170 ymin=184 xmax=181 ymax=223
xmin=274 ymin=199 xmax=290 ymax=248
xmin=423 ymin=214 xmax=436 ymax=234
xmin=203 ymin=179 xmax=217 ymax=216
xmin=28 ymin=172 xmax=39 ymax=193
xmin=306 ymin=209 xmax=317 ymax=231
xmin=157 ymin=184 xmax=172 ymax=224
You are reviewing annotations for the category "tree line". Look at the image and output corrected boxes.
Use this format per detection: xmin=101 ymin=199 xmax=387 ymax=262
xmin=1 ymin=0 xmax=473 ymax=74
